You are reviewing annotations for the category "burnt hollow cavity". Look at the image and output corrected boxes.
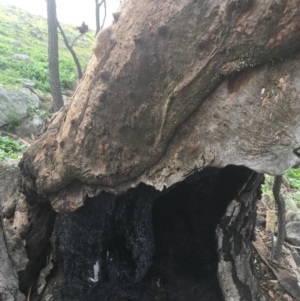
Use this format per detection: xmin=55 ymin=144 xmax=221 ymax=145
xmin=55 ymin=165 xmax=256 ymax=301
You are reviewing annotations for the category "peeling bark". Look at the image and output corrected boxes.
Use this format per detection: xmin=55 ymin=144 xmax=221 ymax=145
xmin=20 ymin=0 xmax=300 ymax=210
xmin=217 ymin=172 xmax=264 ymax=301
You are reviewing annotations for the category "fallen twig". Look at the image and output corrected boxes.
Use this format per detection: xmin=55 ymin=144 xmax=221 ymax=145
xmin=253 ymin=236 xmax=300 ymax=299
xmin=284 ymin=241 xmax=300 ymax=250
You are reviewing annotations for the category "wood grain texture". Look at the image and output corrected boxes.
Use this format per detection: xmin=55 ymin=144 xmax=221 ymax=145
xmin=20 ymin=0 xmax=300 ymax=211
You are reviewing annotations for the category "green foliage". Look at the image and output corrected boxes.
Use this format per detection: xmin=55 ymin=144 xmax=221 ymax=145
xmin=6 ymin=108 xmax=24 ymax=130
xmin=286 ymin=168 xmax=300 ymax=208
xmin=0 ymin=5 xmax=95 ymax=94
xmin=286 ymin=168 xmax=300 ymax=190
xmin=261 ymin=175 xmax=274 ymax=194
xmin=262 ymin=169 xmax=300 ymax=209
xmin=27 ymin=107 xmax=48 ymax=119
xmin=0 ymin=134 xmax=26 ymax=162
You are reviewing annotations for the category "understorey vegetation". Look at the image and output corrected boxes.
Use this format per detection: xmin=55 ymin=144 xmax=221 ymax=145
xmin=0 ymin=4 xmax=94 ymax=94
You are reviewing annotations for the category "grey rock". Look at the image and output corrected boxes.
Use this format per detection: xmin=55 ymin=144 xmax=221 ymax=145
xmin=3 ymin=220 xmax=28 ymax=272
xmin=22 ymin=78 xmax=35 ymax=89
xmin=17 ymin=114 xmax=44 ymax=138
xmin=285 ymin=198 xmax=299 ymax=212
xmin=291 ymin=250 xmax=300 ymax=267
xmin=0 ymin=160 xmax=21 ymax=206
xmin=0 ymin=159 xmax=26 ymax=301
xmin=286 ymin=210 xmax=300 ymax=223
xmin=0 ymin=160 xmax=30 ymax=237
xmin=256 ymin=214 xmax=266 ymax=226
xmin=286 ymin=221 xmax=300 ymax=247
xmin=12 ymin=54 xmax=29 ymax=62
xmin=11 ymin=41 xmax=22 ymax=48
xmin=30 ymin=27 xmax=43 ymax=40
xmin=2 ymin=197 xmax=17 ymax=219
xmin=0 ymin=220 xmax=26 ymax=301
xmin=0 ymin=87 xmax=40 ymax=126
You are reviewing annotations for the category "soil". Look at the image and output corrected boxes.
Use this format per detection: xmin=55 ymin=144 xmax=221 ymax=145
xmin=254 ymin=198 xmax=300 ymax=300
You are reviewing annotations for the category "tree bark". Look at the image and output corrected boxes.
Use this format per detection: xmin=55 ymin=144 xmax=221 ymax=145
xmin=39 ymin=166 xmax=264 ymax=301
xmin=13 ymin=0 xmax=300 ymax=300
xmin=46 ymin=0 xmax=64 ymax=112
xmin=272 ymin=175 xmax=286 ymax=261
xmin=21 ymin=0 xmax=300 ymax=211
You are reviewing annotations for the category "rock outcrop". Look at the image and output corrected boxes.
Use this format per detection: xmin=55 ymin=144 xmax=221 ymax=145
xmin=0 ymin=88 xmax=40 ymax=127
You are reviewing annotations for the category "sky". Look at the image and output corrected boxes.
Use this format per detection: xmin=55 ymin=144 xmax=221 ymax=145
xmin=0 ymin=0 xmax=120 ymax=29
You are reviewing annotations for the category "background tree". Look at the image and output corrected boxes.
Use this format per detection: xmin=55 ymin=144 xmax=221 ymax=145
xmin=95 ymin=0 xmax=106 ymax=35
xmin=46 ymin=0 xmax=64 ymax=112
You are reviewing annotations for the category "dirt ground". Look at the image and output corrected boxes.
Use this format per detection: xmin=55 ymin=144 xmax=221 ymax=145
xmin=254 ymin=198 xmax=300 ymax=300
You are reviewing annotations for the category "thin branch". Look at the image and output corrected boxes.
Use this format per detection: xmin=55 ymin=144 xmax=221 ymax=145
xmin=71 ymin=34 xmax=84 ymax=48
xmin=57 ymin=22 xmax=83 ymax=79
xmin=100 ymin=0 xmax=107 ymax=30
xmin=71 ymin=33 xmax=94 ymax=48
xmin=272 ymin=175 xmax=286 ymax=261
xmin=284 ymin=241 xmax=300 ymax=250
xmin=95 ymin=0 xmax=106 ymax=35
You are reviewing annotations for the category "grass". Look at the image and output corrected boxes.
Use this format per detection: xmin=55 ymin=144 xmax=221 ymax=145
xmin=262 ymin=169 xmax=300 ymax=209
xmin=286 ymin=169 xmax=300 ymax=208
xmin=0 ymin=4 xmax=94 ymax=94
xmin=0 ymin=133 xmax=26 ymax=162
xmin=0 ymin=4 xmax=95 ymax=161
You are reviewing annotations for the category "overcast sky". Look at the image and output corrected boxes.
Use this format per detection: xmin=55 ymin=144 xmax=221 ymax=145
xmin=0 ymin=0 xmax=120 ymax=29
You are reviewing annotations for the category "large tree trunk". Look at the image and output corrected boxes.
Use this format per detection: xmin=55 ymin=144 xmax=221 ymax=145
xmin=4 ymin=0 xmax=300 ymax=300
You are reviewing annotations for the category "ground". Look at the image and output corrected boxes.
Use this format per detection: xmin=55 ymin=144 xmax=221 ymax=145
xmin=254 ymin=194 xmax=300 ymax=301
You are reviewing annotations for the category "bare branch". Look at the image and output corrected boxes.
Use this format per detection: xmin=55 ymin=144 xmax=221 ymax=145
xmin=57 ymin=22 xmax=83 ymax=80
xmin=272 ymin=175 xmax=286 ymax=261
xmin=95 ymin=0 xmax=106 ymax=35
xmin=100 ymin=0 xmax=107 ymax=30
xmin=71 ymin=34 xmax=84 ymax=48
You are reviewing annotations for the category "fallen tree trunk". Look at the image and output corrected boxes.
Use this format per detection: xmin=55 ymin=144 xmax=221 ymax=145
xmin=4 ymin=0 xmax=300 ymax=300
xmin=20 ymin=0 xmax=300 ymax=209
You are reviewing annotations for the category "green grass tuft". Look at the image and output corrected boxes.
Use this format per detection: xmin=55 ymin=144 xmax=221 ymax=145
xmin=0 ymin=133 xmax=26 ymax=161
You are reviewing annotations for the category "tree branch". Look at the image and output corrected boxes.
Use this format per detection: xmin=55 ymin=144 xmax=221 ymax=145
xmin=272 ymin=175 xmax=286 ymax=261
xmin=57 ymin=22 xmax=83 ymax=80
xmin=100 ymin=0 xmax=106 ymax=30
xmin=95 ymin=0 xmax=106 ymax=35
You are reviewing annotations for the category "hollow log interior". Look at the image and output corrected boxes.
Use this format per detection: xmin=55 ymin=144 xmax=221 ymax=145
xmin=48 ymin=165 xmax=258 ymax=301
